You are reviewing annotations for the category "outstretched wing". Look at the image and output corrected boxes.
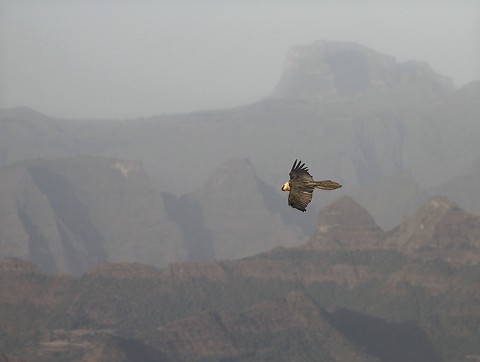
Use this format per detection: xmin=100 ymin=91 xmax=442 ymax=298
xmin=289 ymin=159 xmax=313 ymax=181
xmin=288 ymin=185 xmax=314 ymax=212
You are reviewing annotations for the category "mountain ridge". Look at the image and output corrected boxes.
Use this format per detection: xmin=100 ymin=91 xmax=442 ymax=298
xmin=1 ymin=40 xmax=480 ymax=360
xmin=2 ymin=195 xmax=478 ymax=360
xmin=0 ymin=156 xmax=187 ymax=275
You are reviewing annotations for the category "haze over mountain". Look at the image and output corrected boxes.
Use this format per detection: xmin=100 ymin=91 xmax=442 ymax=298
xmin=186 ymin=158 xmax=306 ymax=259
xmin=1 ymin=41 xmax=479 ymax=230
xmin=0 ymin=157 xmax=187 ymax=274
xmin=1 ymin=40 xmax=480 ymax=360
xmin=272 ymin=40 xmax=454 ymax=101
xmin=3 ymin=1 xmax=479 ymax=119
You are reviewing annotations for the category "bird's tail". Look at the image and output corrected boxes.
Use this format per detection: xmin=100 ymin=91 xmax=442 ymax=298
xmin=313 ymin=180 xmax=342 ymax=190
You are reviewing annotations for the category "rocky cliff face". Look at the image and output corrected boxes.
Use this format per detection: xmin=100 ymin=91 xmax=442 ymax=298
xmin=304 ymin=196 xmax=384 ymax=250
xmin=188 ymin=159 xmax=305 ymax=260
xmin=0 ymin=157 xmax=187 ymax=275
xmin=149 ymin=291 xmax=378 ymax=362
xmin=307 ymin=195 xmax=480 ymax=264
xmin=0 ymin=157 xmax=317 ymax=274
xmin=272 ymin=40 xmax=454 ymax=101
xmin=1 ymin=55 xmax=479 ymax=232
xmin=384 ymin=196 xmax=480 ymax=263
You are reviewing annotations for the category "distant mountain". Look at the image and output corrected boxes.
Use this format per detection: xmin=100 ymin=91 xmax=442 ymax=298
xmin=2 ymin=40 xmax=480 ymax=361
xmin=303 ymin=196 xmax=384 ymax=250
xmin=0 ymin=156 xmax=188 ymax=275
xmin=187 ymin=158 xmax=307 ymax=259
xmin=272 ymin=40 xmax=454 ymax=101
xmin=0 ymin=40 xmax=480 ymax=231
xmin=0 ymin=157 xmax=320 ymax=273
xmin=384 ymin=196 xmax=480 ymax=259
xmin=1 ymin=196 xmax=479 ymax=361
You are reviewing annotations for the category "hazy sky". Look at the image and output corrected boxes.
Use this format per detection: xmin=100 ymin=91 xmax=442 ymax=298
xmin=1 ymin=0 xmax=479 ymax=119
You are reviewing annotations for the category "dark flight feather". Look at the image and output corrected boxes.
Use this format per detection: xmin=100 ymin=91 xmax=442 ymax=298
xmin=289 ymin=159 xmax=313 ymax=181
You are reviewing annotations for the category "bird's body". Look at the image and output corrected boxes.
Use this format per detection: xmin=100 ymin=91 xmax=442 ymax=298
xmin=281 ymin=159 xmax=341 ymax=212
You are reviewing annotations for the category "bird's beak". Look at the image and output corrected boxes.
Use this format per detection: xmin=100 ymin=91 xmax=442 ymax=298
xmin=281 ymin=181 xmax=290 ymax=192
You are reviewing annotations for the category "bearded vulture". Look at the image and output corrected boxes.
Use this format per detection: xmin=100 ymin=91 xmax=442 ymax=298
xmin=281 ymin=159 xmax=341 ymax=212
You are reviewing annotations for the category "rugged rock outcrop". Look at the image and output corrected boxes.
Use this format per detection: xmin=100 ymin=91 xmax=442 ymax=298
xmin=148 ymin=291 xmax=378 ymax=362
xmin=304 ymin=196 xmax=384 ymax=250
xmin=385 ymin=196 xmax=480 ymax=263
xmin=272 ymin=40 xmax=454 ymax=100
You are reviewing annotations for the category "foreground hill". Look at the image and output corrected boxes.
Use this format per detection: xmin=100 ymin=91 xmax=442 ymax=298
xmin=1 ymin=196 xmax=479 ymax=361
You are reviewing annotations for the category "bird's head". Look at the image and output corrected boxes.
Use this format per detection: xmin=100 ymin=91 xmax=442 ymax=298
xmin=281 ymin=181 xmax=291 ymax=192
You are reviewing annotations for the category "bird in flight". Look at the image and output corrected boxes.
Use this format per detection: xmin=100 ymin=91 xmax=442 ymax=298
xmin=281 ymin=159 xmax=342 ymax=212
